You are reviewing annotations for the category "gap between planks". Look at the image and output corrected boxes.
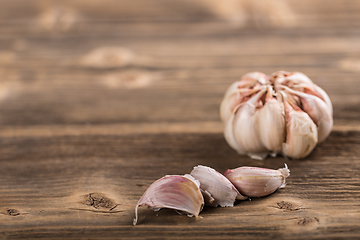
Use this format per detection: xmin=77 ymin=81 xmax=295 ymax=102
xmin=0 ymin=122 xmax=358 ymax=138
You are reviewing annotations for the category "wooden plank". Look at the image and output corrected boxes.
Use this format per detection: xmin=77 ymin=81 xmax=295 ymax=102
xmin=0 ymin=0 xmax=360 ymax=27
xmin=0 ymin=131 xmax=360 ymax=239
xmin=0 ymin=0 xmax=360 ymax=239
xmin=0 ymin=27 xmax=360 ymax=126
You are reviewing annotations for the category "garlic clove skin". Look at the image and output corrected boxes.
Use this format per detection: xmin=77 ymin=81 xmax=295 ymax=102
xmin=200 ymin=189 xmax=215 ymax=206
xmin=133 ymin=174 xmax=204 ymax=225
xmin=281 ymin=86 xmax=332 ymax=143
xmin=220 ymin=72 xmax=270 ymax=123
xmin=220 ymin=81 xmax=242 ymax=123
xmin=223 ymin=87 xmax=267 ymax=156
xmin=281 ymin=71 xmax=313 ymax=85
xmin=241 ymin=72 xmax=270 ymax=85
xmin=232 ymin=87 xmax=269 ymax=158
xmin=272 ymin=71 xmax=313 ymax=87
xmin=224 ymin=107 xmax=246 ymax=154
xmin=313 ymin=84 xmax=333 ymax=116
xmin=220 ymin=87 xmax=258 ymax=124
xmin=281 ymin=92 xmax=318 ymax=159
xmin=256 ymin=86 xmax=285 ymax=154
xmin=278 ymin=164 xmax=291 ymax=188
xmin=220 ymin=86 xmax=265 ymax=123
xmin=190 ymin=165 xmax=247 ymax=207
xmin=288 ymin=83 xmax=333 ymax=117
xmin=224 ymin=164 xmax=290 ymax=198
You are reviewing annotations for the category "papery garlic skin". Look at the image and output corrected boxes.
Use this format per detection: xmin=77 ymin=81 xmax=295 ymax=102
xmin=190 ymin=165 xmax=247 ymax=207
xmin=220 ymin=71 xmax=333 ymax=160
xmin=281 ymin=92 xmax=318 ymax=159
xmin=224 ymin=164 xmax=290 ymax=197
xmin=232 ymin=88 xmax=269 ymax=158
xmin=280 ymin=86 xmax=332 ymax=143
xmin=273 ymin=71 xmax=333 ymax=143
xmin=133 ymin=174 xmax=204 ymax=225
xmin=220 ymin=72 xmax=269 ymax=124
xmin=256 ymin=86 xmax=285 ymax=154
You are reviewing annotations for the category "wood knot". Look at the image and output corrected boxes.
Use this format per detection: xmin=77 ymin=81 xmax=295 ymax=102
xmin=276 ymin=201 xmax=300 ymax=211
xmin=39 ymin=8 xmax=77 ymax=31
xmin=80 ymin=47 xmax=135 ymax=69
xmin=338 ymin=58 xmax=360 ymax=72
xmin=85 ymin=193 xmax=117 ymax=210
xmin=7 ymin=209 xmax=20 ymax=216
xmin=0 ymin=51 xmax=16 ymax=64
xmin=101 ymin=71 xmax=153 ymax=89
xmin=297 ymin=217 xmax=319 ymax=226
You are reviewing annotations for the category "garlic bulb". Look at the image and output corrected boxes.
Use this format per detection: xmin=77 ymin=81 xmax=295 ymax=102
xmin=224 ymin=164 xmax=290 ymax=197
xmin=190 ymin=165 xmax=247 ymax=207
xmin=220 ymin=71 xmax=333 ymax=159
xmin=133 ymin=174 xmax=204 ymax=225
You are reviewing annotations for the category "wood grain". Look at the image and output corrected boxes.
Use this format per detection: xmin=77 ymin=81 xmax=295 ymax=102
xmin=0 ymin=0 xmax=360 ymax=239
xmin=1 ymin=131 xmax=360 ymax=239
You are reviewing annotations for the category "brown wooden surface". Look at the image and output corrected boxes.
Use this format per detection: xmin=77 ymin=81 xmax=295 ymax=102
xmin=0 ymin=0 xmax=360 ymax=239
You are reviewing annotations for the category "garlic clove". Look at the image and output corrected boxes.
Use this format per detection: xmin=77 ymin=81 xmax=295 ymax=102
xmin=274 ymin=71 xmax=333 ymax=114
xmin=241 ymin=72 xmax=270 ymax=85
xmin=272 ymin=71 xmax=313 ymax=86
xmin=224 ymin=164 xmax=290 ymax=197
xmin=256 ymin=86 xmax=286 ymax=154
xmin=232 ymin=87 xmax=269 ymax=159
xmin=220 ymin=72 xmax=269 ymax=123
xmin=133 ymin=174 xmax=204 ymax=225
xmin=223 ymin=87 xmax=267 ymax=155
xmin=190 ymin=165 xmax=247 ymax=207
xmin=281 ymin=71 xmax=313 ymax=85
xmin=313 ymin=84 xmax=333 ymax=118
xmin=220 ymin=82 xmax=240 ymax=123
xmin=281 ymin=86 xmax=332 ymax=143
xmin=220 ymin=87 xmax=260 ymax=123
xmin=220 ymin=86 xmax=265 ymax=124
xmin=290 ymin=83 xmax=333 ymax=117
xmin=224 ymin=105 xmax=246 ymax=154
xmin=281 ymin=92 xmax=318 ymax=159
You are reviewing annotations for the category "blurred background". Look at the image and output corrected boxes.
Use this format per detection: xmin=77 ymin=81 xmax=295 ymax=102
xmin=0 ymin=0 xmax=359 ymax=129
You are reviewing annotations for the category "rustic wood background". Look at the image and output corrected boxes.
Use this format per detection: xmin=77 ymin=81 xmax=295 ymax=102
xmin=0 ymin=0 xmax=360 ymax=239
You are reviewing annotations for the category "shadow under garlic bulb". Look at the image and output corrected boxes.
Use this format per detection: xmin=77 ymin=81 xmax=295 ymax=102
xmin=220 ymin=71 xmax=333 ymax=160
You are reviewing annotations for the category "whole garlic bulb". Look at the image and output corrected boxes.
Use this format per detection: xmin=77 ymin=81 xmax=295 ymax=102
xmin=220 ymin=71 xmax=333 ymax=160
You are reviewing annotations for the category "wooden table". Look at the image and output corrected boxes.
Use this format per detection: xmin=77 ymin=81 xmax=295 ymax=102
xmin=1 ymin=0 xmax=360 ymax=239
